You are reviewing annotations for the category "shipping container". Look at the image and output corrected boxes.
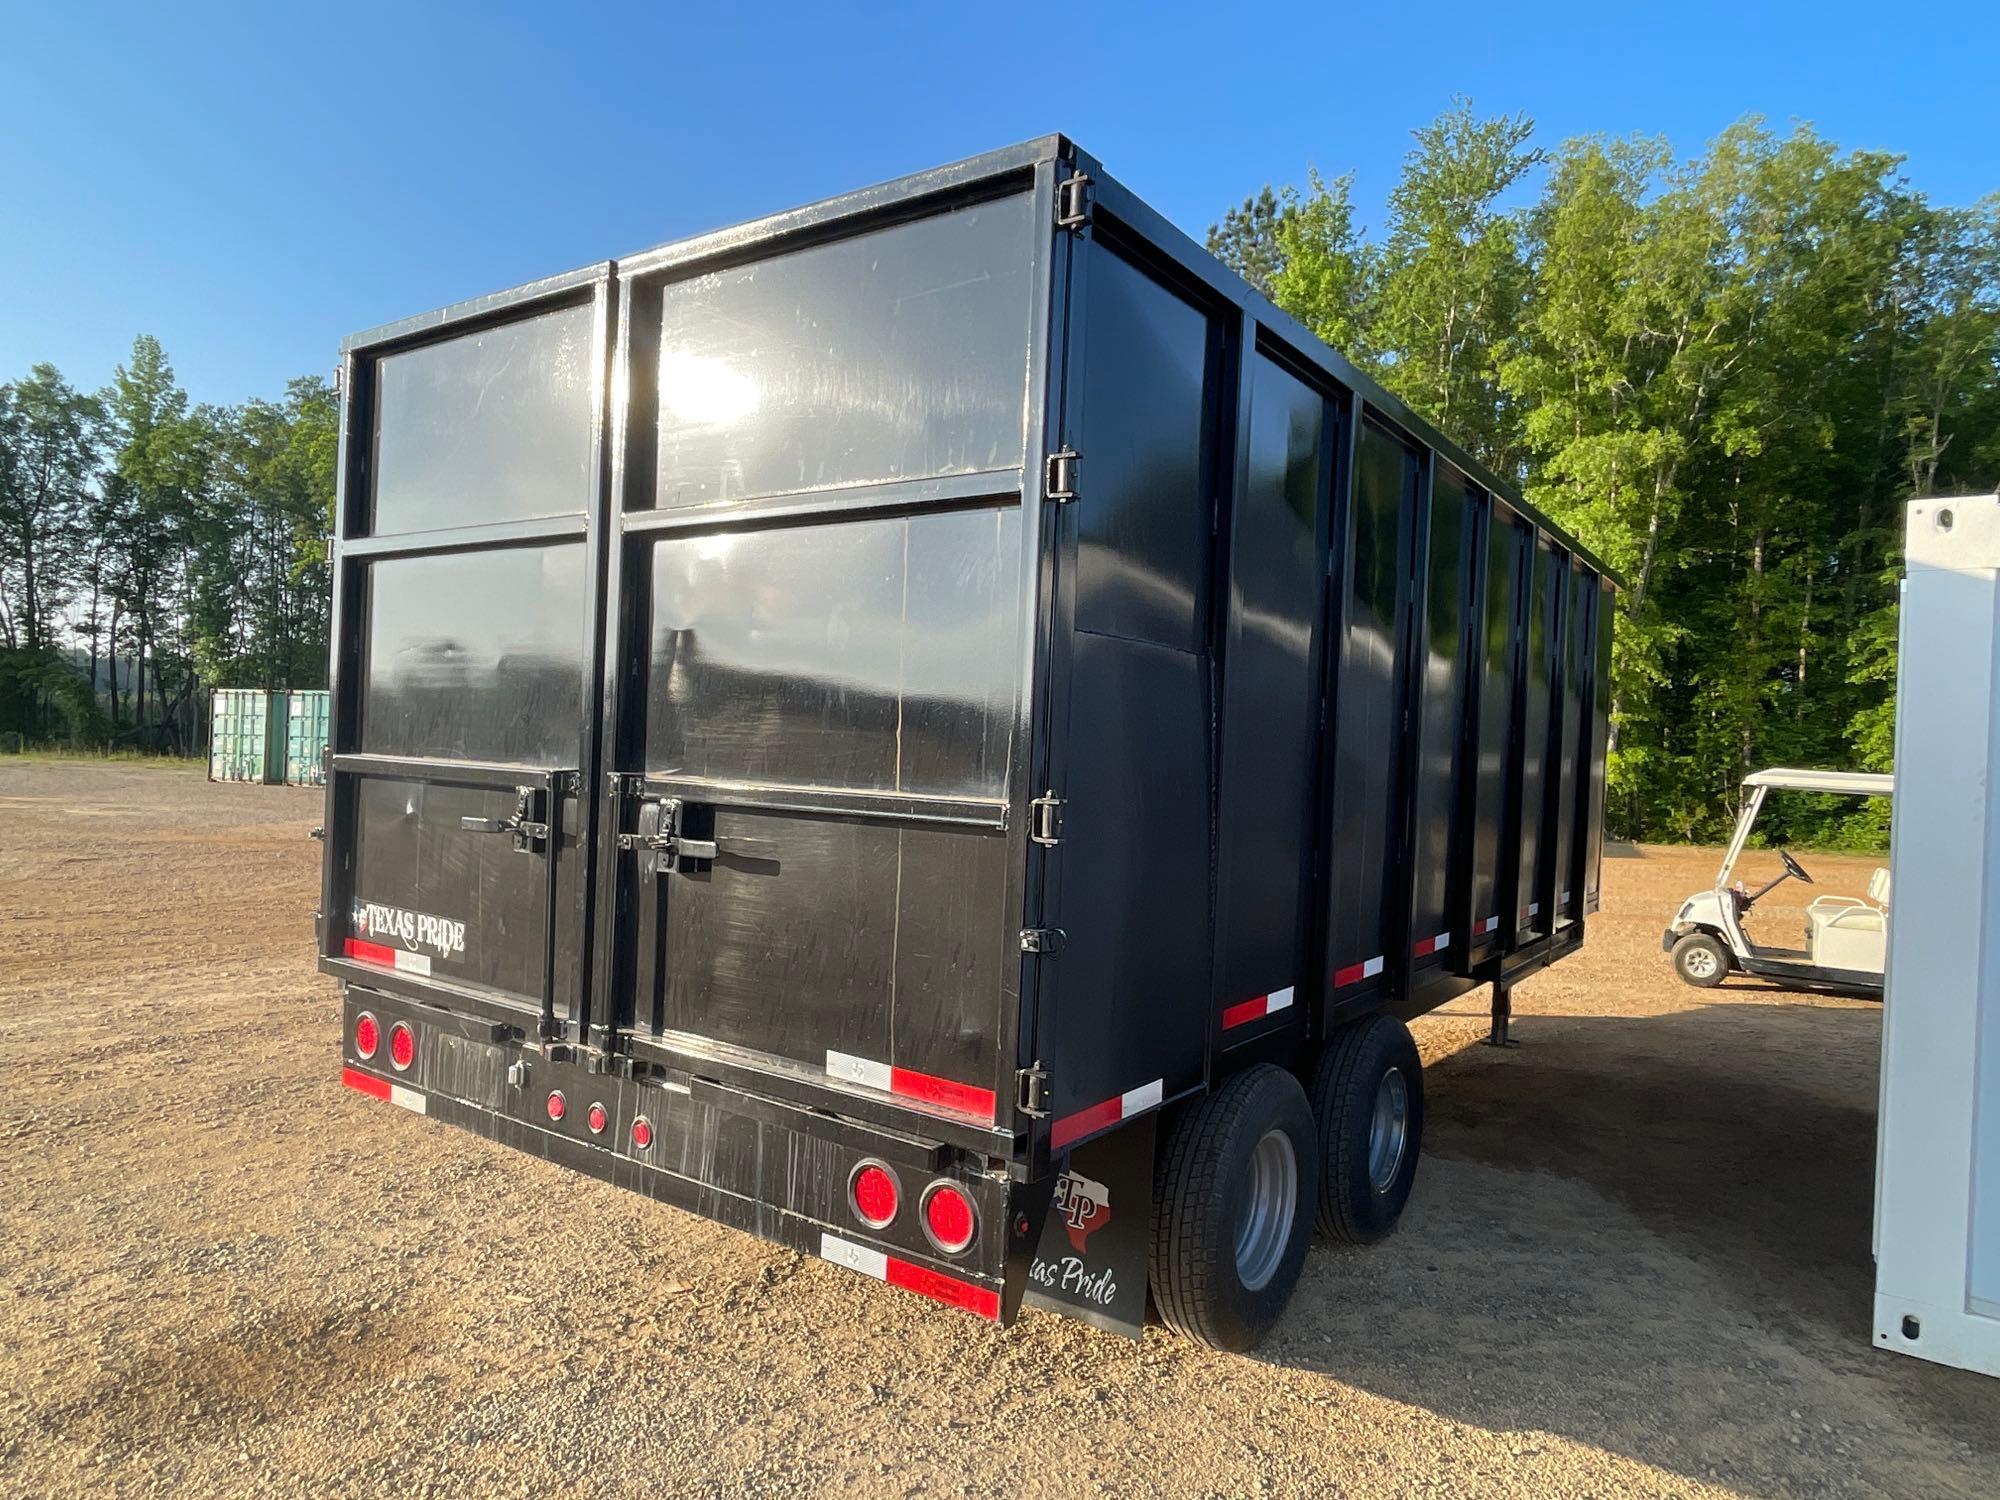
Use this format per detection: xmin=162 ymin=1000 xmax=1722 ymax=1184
xmin=321 ymin=136 xmax=1616 ymax=1349
xmin=286 ymin=689 xmax=330 ymax=786
xmin=209 ymin=688 xmax=288 ymax=784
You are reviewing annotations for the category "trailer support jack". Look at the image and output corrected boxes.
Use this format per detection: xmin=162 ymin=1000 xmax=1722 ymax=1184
xmin=1486 ymin=980 xmax=1519 ymax=1048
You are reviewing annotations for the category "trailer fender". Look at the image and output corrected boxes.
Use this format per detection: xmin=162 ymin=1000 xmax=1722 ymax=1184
xmin=1022 ymin=1115 xmax=1157 ymax=1339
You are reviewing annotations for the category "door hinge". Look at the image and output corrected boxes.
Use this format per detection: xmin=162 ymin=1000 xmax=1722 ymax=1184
xmin=1019 ymin=926 xmax=1066 ymax=955
xmin=1044 ymin=447 xmax=1079 ymax=504
xmin=1017 ymin=1064 xmax=1051 ymax=1118
xmin=1055 ymin=171 xmax=1093 ymax=231
xmin=1030 ymin=791 xmax=1065 ymax=846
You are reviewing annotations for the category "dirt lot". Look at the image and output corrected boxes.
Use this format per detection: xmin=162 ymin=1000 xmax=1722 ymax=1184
xmin=2 ymin=759 xmax=1996 ymax=1498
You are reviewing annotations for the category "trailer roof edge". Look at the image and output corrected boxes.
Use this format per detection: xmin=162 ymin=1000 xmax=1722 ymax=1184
xmin=334 ymin=132 xmax=1621 ymax=586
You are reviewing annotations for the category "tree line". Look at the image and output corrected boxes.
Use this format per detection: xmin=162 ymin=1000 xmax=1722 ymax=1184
xmin=1211 ymin=102 xmax=1999 ymax=845
xmin=0 ymin=337 xmax=333 ymax=752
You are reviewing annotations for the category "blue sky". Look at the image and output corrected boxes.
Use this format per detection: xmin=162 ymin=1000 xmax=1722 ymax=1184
xmin=3 ymin=1 xmax=1994 ymax=407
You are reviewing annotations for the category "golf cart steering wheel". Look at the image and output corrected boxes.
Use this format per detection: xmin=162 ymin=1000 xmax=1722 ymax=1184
xmin=1780 ymin=849 xmax=1815 ymax=885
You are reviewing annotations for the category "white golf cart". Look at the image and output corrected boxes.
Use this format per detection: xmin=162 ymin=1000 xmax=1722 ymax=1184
xmin=1663 ymin=768 xmax=1893 ymax=996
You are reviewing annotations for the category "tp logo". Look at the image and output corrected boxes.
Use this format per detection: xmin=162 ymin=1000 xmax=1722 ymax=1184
xmin=1052 ymin=1170 xmax=1110 ymax=1254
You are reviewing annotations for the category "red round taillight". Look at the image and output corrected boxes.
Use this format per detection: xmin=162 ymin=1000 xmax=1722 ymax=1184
xmin=353 ymin=1012 xmax=380 ymax=1061
xmin=850 ymin=1161 xmax=900 ymax=1229
xmin=546 ymin=1090 xmax=566 ymax=1122
xmin=586 ymin=1102 xmax=608 ymax=1136
xmin=921 ymin=1181 xmax=977 ymax=1255
xmin=387 ymin=1021 xmax=415 ymax=1072
xmin=630 ymin=1115 xmax=654 ymax=1150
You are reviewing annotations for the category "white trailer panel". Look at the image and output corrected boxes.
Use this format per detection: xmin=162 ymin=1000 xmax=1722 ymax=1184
xmin=1874 ymin=492 xmax=2000 ymax=1378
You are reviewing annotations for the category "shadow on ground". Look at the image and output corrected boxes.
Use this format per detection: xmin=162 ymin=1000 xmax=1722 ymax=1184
xmin=1255 ymin=998 xmax=2000 ymax=1495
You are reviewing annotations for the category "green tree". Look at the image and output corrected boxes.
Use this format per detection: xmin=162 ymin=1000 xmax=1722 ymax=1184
xmin=1270 ymin=169 xmax=1376 ymax=366
xmin=1207 ymin=185 xmax=1292 ymax=298
xmin=1370 ymin=98 xmax=1541 ymax=475
xmin=0 ymin=364 xmax=103 ymax=653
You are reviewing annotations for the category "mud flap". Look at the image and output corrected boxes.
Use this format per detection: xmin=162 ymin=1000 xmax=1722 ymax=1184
xmin=1022 ymin=1113 xmax=1156 ymax=1338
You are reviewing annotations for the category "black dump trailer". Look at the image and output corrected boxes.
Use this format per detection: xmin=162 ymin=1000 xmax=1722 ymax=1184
xmin=322 ymin=136 xmax=1614 ymax=1350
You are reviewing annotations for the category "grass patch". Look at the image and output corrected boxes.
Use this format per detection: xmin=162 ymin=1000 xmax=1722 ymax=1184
xmin=0 ymin=748 xmax=205 ymax=772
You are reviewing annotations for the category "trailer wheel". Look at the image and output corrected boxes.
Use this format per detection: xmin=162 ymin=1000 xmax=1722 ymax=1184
xmin=1148 ymin=1064 xmax=1317 ymax=1351
xmin=1672 ymin=931 xmax=1729 ymax=988
xmin=1309 ymin=1015 xmax=1424 ymax=1245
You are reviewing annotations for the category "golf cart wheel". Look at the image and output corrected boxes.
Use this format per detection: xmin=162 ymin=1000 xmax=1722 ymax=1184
xmin=1309 ymin=1015 xmax=1424 ymax=1244
xmin=1149 ymin=1064 xmax=1317 ymax=1351
xmin=1672 ymin=931 xmax=1729 ymax=988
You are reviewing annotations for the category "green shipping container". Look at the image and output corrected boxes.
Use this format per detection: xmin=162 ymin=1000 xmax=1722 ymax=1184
xmin=286 ymin=690 xmax=330 ymax=786
xmin=209 ymin=688 xmax=288 ymax=784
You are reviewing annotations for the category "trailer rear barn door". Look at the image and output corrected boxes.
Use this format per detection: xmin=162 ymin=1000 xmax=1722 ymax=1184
xmin=603 ymin=195 xmax=1038 ymax=1132
xmin=324 ymin=290 xmax=606 ymax=1027
xmin=1327 ymin=420 xmax=1420 ymax=1004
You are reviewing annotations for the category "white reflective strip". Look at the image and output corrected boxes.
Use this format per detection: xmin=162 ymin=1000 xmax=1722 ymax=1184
xmin=661 ymin=1080 xmax=692 ymax=1096
xmin=1481 ymin=915 xmax=1500 ymax=933
xmin=825 ymin=1050 xmax=893 ymax=1092
xmin=1561 ymin=889 xmax=1571 ymax=903
xmin=392 ymin=949 xmax=431 ymax=976
xmin=1528 ymin=902 xmax=1541 ymax=916
xmin=389 ymin=1084 xmax=426 ymax=1114
xmin=1266 ymin=985 xmax=1295 ymax=1014
xmin=1361 ymin=955 xmax=1385 ymax=979
xmin=1434 ymin=932 xmax=1451 ymax=951
xmin=1120 ymin=1078 xmax=1165 ymax=1116
xmin=820 ymin=1233 xmax=888 ymax=1281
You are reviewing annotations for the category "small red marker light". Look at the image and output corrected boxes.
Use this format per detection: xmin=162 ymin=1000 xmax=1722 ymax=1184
xmin=850 ymin=1162 xmax=900 ymax=1229
xmin=354 ymin=1012 xmax=379 ymax=1061
xmin=546 ymin=1090 xmax=566 ymax=1122
xmin=922 ymin=1182 xmax=977 ymax=1255
xmin=388 ymin=1021 xmax=415 ymax=1072
xmin=586 ymin=1102 xmax=608 ymax=1135
xmin=631 ymin=1115 xmax=653 ymax=1150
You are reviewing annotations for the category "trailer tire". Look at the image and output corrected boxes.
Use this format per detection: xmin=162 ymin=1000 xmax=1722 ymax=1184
xmin=1309 ymin=1015 xmax=1424 ymax=1245
xmin=1671 ymin=931 xmax=1730 ymax=987
xmin=1148 ymin=1064 xmax=1317 ymax=1351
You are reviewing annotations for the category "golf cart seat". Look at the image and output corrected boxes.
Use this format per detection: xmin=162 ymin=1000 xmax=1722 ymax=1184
xmin=1806 ymin=867 xmax=1891 ymax=973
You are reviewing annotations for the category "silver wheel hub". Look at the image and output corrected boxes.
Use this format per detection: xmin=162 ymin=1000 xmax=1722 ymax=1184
xmin=1368 ymin=1068 xmax=1410 ymax=1193
xmin=1235 ymin=1128 xmax=1298 ymax=1292
xmin=1683 ymin=945 xmax=1719 ymax=979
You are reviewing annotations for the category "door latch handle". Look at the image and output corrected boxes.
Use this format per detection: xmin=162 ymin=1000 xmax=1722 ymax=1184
xmin=616 ymin=797 xmax=769 ymax=874
xmin=459 ymin=786 xmax=548 ymax=852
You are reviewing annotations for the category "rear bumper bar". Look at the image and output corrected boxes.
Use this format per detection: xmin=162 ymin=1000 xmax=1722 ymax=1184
xmin=341 ymin=987 xmax=1042 ymax=1322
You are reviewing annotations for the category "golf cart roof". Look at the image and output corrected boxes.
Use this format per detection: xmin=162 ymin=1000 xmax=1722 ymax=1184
xmin=1743 ymin=768 xmax=1894 ymax=797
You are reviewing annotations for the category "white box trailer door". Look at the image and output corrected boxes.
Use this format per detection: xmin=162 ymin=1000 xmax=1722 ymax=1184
xmin=1875 ymin=492 xmax=2000 ymax=1378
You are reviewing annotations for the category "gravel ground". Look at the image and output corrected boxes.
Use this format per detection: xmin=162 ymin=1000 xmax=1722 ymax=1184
xmin=2 ymin=758 xmax=1997 ymax=1498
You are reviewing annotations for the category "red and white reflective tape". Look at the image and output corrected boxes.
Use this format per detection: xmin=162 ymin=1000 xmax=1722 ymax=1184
xmin=825 ymin=1051 xmax=997 ymax=1122
xmin=343 ymin=937 xmax=431 ymax=977
xmin=1050 ymin=1078 xmax=1165 ymax=1150
xmin=1518 ymin=901 xmax=1542 ymax=920
xmin=820 ymin=1232 xmax=1000 ymax=1320
xmin=1414 ymin=930 xmax=1452 ymax=958
xmin=1479 ymin=914 xmax=1501 ymax=935
xmin=1221 ymin=984 xmax=1296 ymax=1031
xmin=341 ymin=1066 xmax=426 ymax=1115
xmin=1332 ymin=954 xmax=1386 ymax=989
